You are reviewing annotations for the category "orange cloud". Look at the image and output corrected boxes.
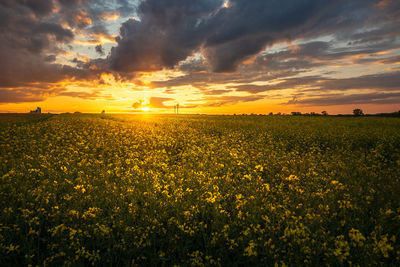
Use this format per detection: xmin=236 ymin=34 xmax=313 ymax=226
xmin=75 ymin=9 xmax=92 ymax=26
xmin=290 ymin=45 xmax=300 ymax=54
xmin=99 ymin=11 xmax=120 ymax=21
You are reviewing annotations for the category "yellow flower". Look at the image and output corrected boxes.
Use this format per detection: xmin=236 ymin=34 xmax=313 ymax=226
xmin=244 ymin=241 xmax=258 ymax=256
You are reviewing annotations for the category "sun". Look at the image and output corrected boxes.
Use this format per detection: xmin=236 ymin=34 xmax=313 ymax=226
xmin=141 ymin=107 xmax=150 ymax=112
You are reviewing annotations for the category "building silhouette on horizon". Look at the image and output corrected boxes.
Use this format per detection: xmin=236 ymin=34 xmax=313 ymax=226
xmin=30 ymin=107 xmax=41 ymax=114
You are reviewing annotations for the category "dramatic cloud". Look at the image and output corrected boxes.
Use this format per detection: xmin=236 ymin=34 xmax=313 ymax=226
xmin=132 ymin=97 xmax=175 ymax=109
xmin=0 ymin=0 xmax=88 ymax=89
xmin=106 ymin=0 xmax=399 ymax=73
xmin=288 ymin=92 xmax=400 ymax=106
xmin=0 ymin=0 xmax=135 ymax=103
xmin=230 ymin=71 xmax=400 ymax=94
xmin=1 ymin=0 xmax=400 ymax=112
xmin=108 ymin=0 xmax=224 ymax=72
xmin=0 ymin=88 xmax=56 ymax=103
xmin=148 ymin=97 xmax=175 ymax=108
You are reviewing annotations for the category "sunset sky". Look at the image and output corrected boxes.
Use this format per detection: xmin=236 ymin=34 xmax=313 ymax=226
xmin=0 ymin=0 xmax=399 ymax=114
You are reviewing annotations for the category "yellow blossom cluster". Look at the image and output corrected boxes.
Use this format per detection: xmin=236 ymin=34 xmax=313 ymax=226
xmin=0 ymin=114 xmax=399 ymax=265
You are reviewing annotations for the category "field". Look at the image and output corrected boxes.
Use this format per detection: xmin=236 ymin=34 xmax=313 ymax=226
xmin=1 ymin=114 xmax=399 ymax=266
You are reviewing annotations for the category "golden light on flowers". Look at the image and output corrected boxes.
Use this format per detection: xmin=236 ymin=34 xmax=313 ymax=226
xmin=1 ymin=0 xmax=400 ymax=263
xmin=0 ymin=113 xmax=399 ymax=266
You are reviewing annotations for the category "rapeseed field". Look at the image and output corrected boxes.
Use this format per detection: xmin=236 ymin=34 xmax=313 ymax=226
xmin=0 ymin=114 xmax=399 ymax=266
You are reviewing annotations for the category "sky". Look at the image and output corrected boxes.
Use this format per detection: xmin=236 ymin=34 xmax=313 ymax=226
xmin=0 ymin=0 xmax=399 ymax=114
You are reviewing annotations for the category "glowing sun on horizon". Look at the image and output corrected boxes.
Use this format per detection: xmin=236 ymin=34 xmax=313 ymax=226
xmin=141 ymin=107 xmax=150 ymax=112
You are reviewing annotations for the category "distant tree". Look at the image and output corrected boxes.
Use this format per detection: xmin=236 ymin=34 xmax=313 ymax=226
xmin=322 ymin=111 xmax=328 ymax=116
xmin=291 ymin=112 xmax=302 ymax=116
xmin=353 ymin=108 xmax=364 ymax=116
xmin=269 ymin=112 xmax=273 ymax=116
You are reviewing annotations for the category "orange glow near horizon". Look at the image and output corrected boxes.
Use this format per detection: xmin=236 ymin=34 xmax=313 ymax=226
xmin=1 ymin=70 xmax=399 ymax=115
xmin=2 ymin=46 xmax=400 ymax=115
xmin=1 ymin=0 xmax=400 ymax=117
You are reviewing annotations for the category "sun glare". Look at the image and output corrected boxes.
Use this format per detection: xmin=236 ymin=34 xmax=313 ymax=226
xmin=141 ymin=107 xmax=150 ymax=112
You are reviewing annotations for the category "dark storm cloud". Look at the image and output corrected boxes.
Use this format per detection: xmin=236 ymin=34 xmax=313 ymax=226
xmin=108 ymin=0 xmax=224 ymax=72
xmin=107 ymin=0 xmax=397 ymax=73
xmin=0 ymin=1 xmax=74 ymax=88
xmin=253 ymin=39 xmax=400 ymax=73
xmin=288 ymin=92 xmax=400 ymax=106
xmin=0 ymin=0 xmax=118 ymax=102
xmin=203 ymin=89 xmax=232 ymax=95
xmin=148 ymin=34 xmax=400 ymax=92
xmin=35 ymin=22 xmax=74 ymax=42
xmin=0 ymin=85 xmax=115 ymax=103
xmin=231 ymin=71 xmax=400 ymax=94
xmin=0 ymin=88 xmax=56 ymax=103
xmin=54 ymin=1 xmax=131 ymax=46
xmin=0 ymin=47 xmax=75 ymax=88
xmin=17 ymin=0 xmax=56 ymax=16
xmin=2 ymin=0 xmax=400 ymax=106
xmin=149 ymin=67 xmax=299 ymax=90
xmin=44 ymin=55 xmax=57 ymax=62
xmin=321 ymin=72 xmax=400 ymax=91
xmin=202 ymin=0 xmax=351 ymax=72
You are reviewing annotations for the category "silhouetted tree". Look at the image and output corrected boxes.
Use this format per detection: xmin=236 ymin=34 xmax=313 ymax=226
xmin=353 ymin=108 xmax=364 ymax=116
xmin=322 ymin=111 xmax=328 ymax=116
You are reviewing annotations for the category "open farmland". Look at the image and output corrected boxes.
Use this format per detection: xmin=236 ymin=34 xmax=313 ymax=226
xmin=1 ymin=114 xmax=399 ymax=266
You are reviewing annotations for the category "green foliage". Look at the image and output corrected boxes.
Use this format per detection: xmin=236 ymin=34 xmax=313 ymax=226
xmin=1 ymin=114 xmax=399 ymax=266
xmin=353 ymin=109 xmax=364 ymax=116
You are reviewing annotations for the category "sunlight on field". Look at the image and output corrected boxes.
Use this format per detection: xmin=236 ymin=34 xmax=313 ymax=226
xmin=0 ymin=114 xmax=399 ymax=265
